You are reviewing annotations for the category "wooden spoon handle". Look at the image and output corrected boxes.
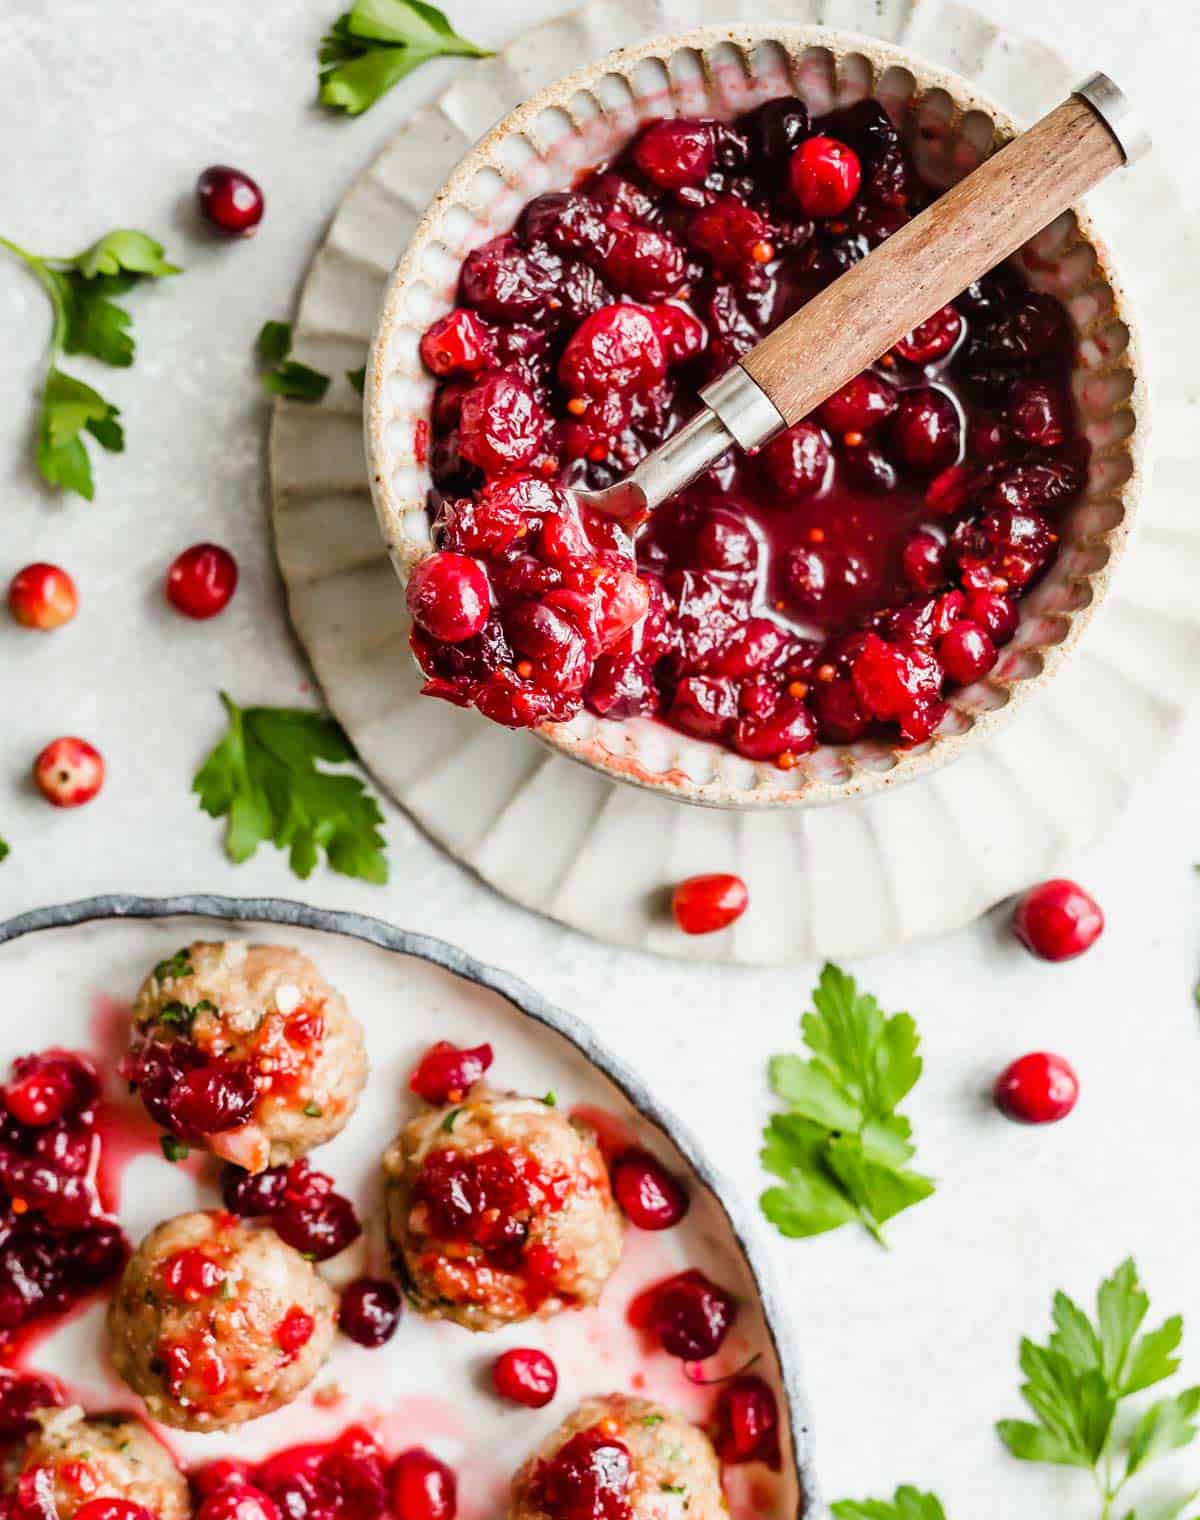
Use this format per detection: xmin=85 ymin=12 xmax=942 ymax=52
xmin=739 ymin=93 xmax=1124 ymax=427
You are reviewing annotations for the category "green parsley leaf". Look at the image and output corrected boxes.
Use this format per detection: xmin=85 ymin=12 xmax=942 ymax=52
xmin=154 ymin=949 xmax=193 ymax=983
xmin=346 ymin=365 xmax=366 ymax=395
xmin=0 ymin=838 xmax=8 ymax=864
xmin=304 ymin=1101 xmax=324 ymax=1118
xmin=1 ymin=228 xmax=177 ymax=499
xmin=256 ymin=320 xmax=330 ymax=403
xmin=998 ymin=1261 xmax=1200 ymax=1513
xmin=319 ymin=0 xmax=492 ymax=116
xmin=440 ymin=1107 xmax=461 ymax=1133
xmin=193 ymin=692 xmax=388 ymax=883
xmin=540 ymin=1091 xmax=557 ymax=1107
xmin=760 ymin=964 xmax=934 ymax=1246
xmin=160 ymin=1135 xmax=189 ymax=1163
xmin=832 ymin=1485 xmax=948 ymax=1520
xmin=640 ymin=1415 xmax=664 ymax=1428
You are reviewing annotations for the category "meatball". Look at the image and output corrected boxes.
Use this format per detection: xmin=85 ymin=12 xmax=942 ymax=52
xmin=3 ymin=1405 xmax=189 ymax=1520
xmin=107 ymin=1210 xmax=336 ymax=1431
xmin=383 ymin=1088 xmax=623 ymax=1331
xmin=126 ymin=942 xmax=367 ymax=1173
xmin=509 ymin=1395 xmax=725 ymax=1520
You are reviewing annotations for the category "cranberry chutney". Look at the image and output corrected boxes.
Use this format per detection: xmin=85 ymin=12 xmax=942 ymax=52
xmin=409 ymin=95 xmax=1088 ymax=767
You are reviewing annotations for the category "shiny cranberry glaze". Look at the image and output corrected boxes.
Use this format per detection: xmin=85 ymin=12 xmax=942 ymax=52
xmin=8 ymin=564 xmax=78 ymax=630
xmin=492 ymin=1346 xmax=558 ymax=1408
xmin=74 ymin=1502 xmax=155 ymax=1520
xmin=646 ymin=1269 xmax=736 ymax=1361
xmin=417 ymin=101 xmax=1086 ymax=760
xmin=195 ymin=1484 xmax=282 ymax=1520
xmin=609 ymin=1148 xmax=688 ymax=1230
xmin=407 ymin=1042 xmax=493 ymax=1105
xmin=671 ymin=873 xmax=749 ymax=935
xmin=337 ymin=1277 xmax=401 ymax=1348
xmin=711 ymin=1374 xmax=781 ymax=1468
xmin=993 ymin=1051 xmax=1079 ymax=1124
xmin=166 ymin=544 xmax=239 ymax=620
xmin=389 ymin=1449 xmax=456 ymax=1520
xmin=0 ymin=1049 xmax=126 ymax=1331
xmin=221 ymin=1159 xmax=362 ymax=1261
xmin=412 ymin=1146 xmax=567 ymax=1270
xmin=1012 ymin=878 xmax=1104 ymax=961
xmin=530 ymin=1428 xmax=632 ymax=1520
xmin=205 ymin=1425 xmax=392 ymax=1520
xmin=196 ymin=166 xmax=265 ymax=237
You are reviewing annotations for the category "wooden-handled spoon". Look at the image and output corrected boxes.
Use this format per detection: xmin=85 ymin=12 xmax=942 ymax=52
xmin=576 ymin=72 xmax=1146 ymax=522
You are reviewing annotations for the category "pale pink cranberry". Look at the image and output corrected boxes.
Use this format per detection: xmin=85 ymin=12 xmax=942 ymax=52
xmin=671 ymin=873 xmax=748 ymax=935
xmin=8 ymin=563 xmax=78 ymax=629
xmin=611 ymin=1149 xmax=689 ymax=1229
xmin=789 ymin=136 xmax=862 ymax=217
xmin=994 ymin=1052 xmax=1079 ymax=1123
xmin=419 ymin=310 xmax=496 ymax=378
xmin=166 ymin=544 xmax=239 ymax=619
xmin=390 ymin=1450 xmax=456 ymax=1520
xmin=1012 ymin=879 xmax=1104 ymax=961
xmin=492 ymin=1347 xmax=558 ymax=1408
xmin=408 ymin=1041 xmax=493 ymax=1104
xmin=33 ymin=737 xmax=104 ymax=807
xmin=633 ymin=120 xmax=716 ymax=188
xmin=938 ymin=621 xmax=996 ymax=685
xmin=407 ymin=553 xmax=490 ymax=643
xmin=196 ymin=166 xmax=264 ymax=236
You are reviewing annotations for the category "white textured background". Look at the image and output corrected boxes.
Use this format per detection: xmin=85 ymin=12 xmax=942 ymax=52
xmin=1 ymin=0 xmax=1198 ymax=1514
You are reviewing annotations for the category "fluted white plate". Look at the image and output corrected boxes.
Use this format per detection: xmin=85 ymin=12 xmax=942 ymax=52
xmin=270 ymin=0 xmax=1200 ymax=965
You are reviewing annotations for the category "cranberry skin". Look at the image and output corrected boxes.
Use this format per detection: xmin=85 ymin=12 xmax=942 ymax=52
xmin=994 ymin=1052 xmax=1079 ymax=1124
xmin=407 ymin=553 xmax=491 ymax=643
xmin=761 ymin=422 xmax=830 ymax=498
xmin=408 ymin=1041 xmax=494 ymax=1104
xmin=3 ymin=1065 xmax=75 ymax=1127
xmin=492 ymin=1347 xmax=558 ymax=1408
xmin=611 ymin=1148 xmax=689 ymax=1229
xmin=166 ymin=543 xmax=239 ymax=619
xmin=532 ymin=1429 xmax=631 ymax=1520
xmin=938 ymin=621 xmax=996 ymax=686
xmin=559 ymin=305 xmax=667 ymax=398
xmin=390 ymin=1450 xmax=456 ymax=1520
xmin=962 ymin=589 xmax=1019 ymax=645
xmin=8 ymin=563 xmax=78 ymax=629
xmin=222 ymin=1161 xmax=290 ymax=1216
xmin=274 ymin=1189 xmax=362 ymax=1261
xmin=632 ymin=120 xmax=716 ymax=189
xmin=196 ymin=166 xmax=264 ymax=237
xmin=1012 ymin=879 xmax=1104 ymax=962
xmin=1007 ymin=379 xmax=1069 ymax=449
xmin=817 ymin=373 xmax=896 ymax=434
xmin=33 ymin=737 xmax=104 ymax=807
xmin=169 ymin=1059 xmax=257 ymax=1135
xmin=893 ymin=305 xmax=963 ymax=364
xmin=671 ymin=873 xmax=749 ymax=935
xmin=687 ymin=197 xmax=775 ymax=272
xmin=789 ymin=135 xmax=862 ymax=217
xmin=890 ymin=387 xmax=962 ymax=474
xmin=733 ymin=700 xmax=816 ymax=765
xmin=196 ymin=1486 xmax=281 ymax=1520
xmin=924 ymin=463 xmax=971 ymax=517
xmin=650 ymin=1270 xmax=736 ymax=1361
xmin=712 ymin=1375 xmax=781 ymax=1468
xmin=338 ymin=1277 xmax=401 ymax=1347
xmin=162 ymin=1247 xmax=227 ymax=1301
xmin=419 ymin=310 xmax=496 ymax=379
xmin=901 ymin=530 xmax=947 ymax=593
xmin=458 ymin=374 xmax=546 ymax=473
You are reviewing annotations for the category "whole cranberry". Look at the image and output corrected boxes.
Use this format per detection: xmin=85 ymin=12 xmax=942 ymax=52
xmin=532 ymin=1429 xmax=631 ymax=1520
xmin=33 ymin=737 xmax=104 ymax=807
xmin=938 ymin=621 xmax=997 ymax=685
xmin=3 ymin=1064 xmax=75 ymax=1127
xmin=901 ymin=530 xmax=947 ymax=593
xmin=8 ymin=563 xmax=78 ymax=629
xmin=841 ymin=441 xmax=897 ymax=494
xmin=408 ymin=1041 xmax=494 ymax=1105
xmin=687 ymin=197 xmax=776 ymax=272
xmin=611 ymin=1148 xmax=689 ymax=1230
xmin=407 ymin=552 xmax=491 ymax=643
xmin=166 ymin=544 xmax=239 ymax=619
xmin=338 ymin=1277 xmax=401 ymax=1347
xmin=196 ymin=166 xmax=265 ymax=237
xmin=559 ymin=305 xmax=667 ymax=398
xmin=1008 ymin=379 xmax=1069 ymax=449
xmin=962 ymin=589 xmax=1019 ymax=645
xmin=893 ymin=305 xmax=963 ymax=364
xmin=994 ymin=1052 xmax=1079 ymax=1124
xmin=633 ymin=119 xmax=716 ymax=189
xmin=712 ymin=1375 xmax=781 ymax=1468
xmin=222 ymin=1161 xmax=290 ymax=1216
xmin=890 ymin=387 xmax=961 ymax=473
xmin=196 ymin=1485 xmax=281 ymax=1520
xmin=492 ymin=1347 xmax=558 ymax=1408
xmin=419 ymin=310 xmax=496 ymax=378
xmin=650 ymin=1270 xmax=736 ymax=1361
xmin=390 ymin=1450 xmax=456 ymax=1520
xmin=1012 ymin=879 xmax=1104 ymax=961
xmin=169 ymin=1060 xmax=257 ymax=1135
xmin=671 ymin=873 xmax=749 ymax=935
xmin=761 ymin=422 xmax=830 ymax=498
xmin=733 ymin=700 xmax=816 ymax=765
xmin=789 ymin=135 xmax=862 ymax=216
xmin=458 ymin=373 xmax=546 ymax=473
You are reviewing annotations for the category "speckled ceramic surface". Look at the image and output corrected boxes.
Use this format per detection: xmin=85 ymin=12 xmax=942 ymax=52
xmin=0 ymin=896 xmax=814 ymax=1514
xmin=270 ymin=0 xmax=1200 ymax=962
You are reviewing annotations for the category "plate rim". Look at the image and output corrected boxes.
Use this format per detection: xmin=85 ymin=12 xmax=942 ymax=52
xmin=0 ymin=893 xmax=818 ymax=1515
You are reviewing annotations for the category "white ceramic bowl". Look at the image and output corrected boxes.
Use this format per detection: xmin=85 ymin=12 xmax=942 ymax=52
xmin=365 ymin=24 xmax=1143 ymax=808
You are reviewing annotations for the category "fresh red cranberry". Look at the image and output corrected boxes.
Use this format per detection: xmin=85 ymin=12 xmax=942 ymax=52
xmin=531 ymin=1428 xmax=631 ymax=1520
xmin=8 ymin=563 xmax=78 ymax=629
xmin=712 ymin=1375 xmax=781 ymax=1468
xmin=196 ymin=166 xmax=265 ymax=236
xmin=842 ymin=440 xmax=898 ymax=494
xmin=162 ymin=1247 xmax=227 ymax=1301
xmin=559 ymin=306 xmax=667 ymax=398
xmin=851 ymin=633 xmax=944 ymax=744
xmin=890 ymin=387 xmax=962 ymax=473
xmin=649 ymin=1269 xmax=736 ymax=1361
xmin=671 ymin=873 xmax=749 ymax=935
xmin=633 ymin=119 xmax=716 ymax=189
xmin=339 ymin=1277 xmax=401 ymax=1347
xmin=893 ymin=305 xmax=963 ymax=364
xmin=994 ymin=1052 xmax=1079 ymax=1124
xmin=390 ymin=1450 xmax=456 ymax=1520
xmin=458 ymin=374 xmax=546 ymax=473
xmin=668 ymin=676 xmax=737 ymax=743
xmin=1012 ymin=879 xmax=1104 ymax=961
xmin=166 ymin=544 xmax=239 ymax=620
xmin=407 ymin=552 xmax=491 ymax=643
xmin=419 ymin=310 xmax=496 ymax=378
xmin=168 ymin=1059 xmax=257 ymax=1135
xmin=408 ymin=1041 xmax=494 ymax=1105
xmin=33 ymin=737 xmax=104 ymax=807
xmin=1007 ymin=379 xmax=1069 ymax=448
xmin=962 ymin=589 xmax=1018 ymax=644
xmin=789 ymin=135 xmax=861 ymax=217
xmin=75 ymin=1502 xmax=155 ymax=1520
xmin=938 ymin=621 xmax=996 ymax=685
xmin=196 ymin=1484 xmax=281 ymax=1520
xmin=901 ymin=529 xmax=948 ymax=592
xmin=3 ymin=1063 xmax=76 ymax=1128
xmin=761 ymin=422 xmax=830 ymax=497
xmin=276 ymin=1305 xmax=316 ymax=1357
xmin=610 ymin=1149 xmax=689 ymax=1229
xmin=492 ymin=1347 xmax=558 ymax=1408
xmin=817 ymin=372 xmax=896 ymax=434
xmin=687 ymin=198 xmax=775 ymax=272
xmin=733 ymin=699 xmax=816 ymax=765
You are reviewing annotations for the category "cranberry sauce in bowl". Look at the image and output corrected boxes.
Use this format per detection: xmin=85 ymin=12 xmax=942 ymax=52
xmin=368 ymin=31 xmax=1140 ymax=805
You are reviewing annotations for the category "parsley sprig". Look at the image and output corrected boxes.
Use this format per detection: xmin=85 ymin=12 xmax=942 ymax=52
xmin=760 ymin=964 xmax=934 ymax=1246
xmin=833 ymin=1487 xmax=947 ymax=1520
xmin=0 ymin=837 xmax=9 ymax=864
xmin=194 ymin=693 xmax=388 ymax=883
xmin=1 ymin=229 xmax=178 ymax=499
xmin=319 ymin=0 xmax=492 ymax=116
xmin=257 ymin=321 xmax=331 ymax=403
xmin=998 ymin=1259 xmax=1200 ymax=1518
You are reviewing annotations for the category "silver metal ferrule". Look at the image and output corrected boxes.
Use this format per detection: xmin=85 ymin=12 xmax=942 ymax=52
xmin=625 ymin=404 xmax=739 ymax=512
xmin=700 ymin=365 xmax=786 ymax=452
xmin=1073 ymin=72 xmax=1151 ymax=166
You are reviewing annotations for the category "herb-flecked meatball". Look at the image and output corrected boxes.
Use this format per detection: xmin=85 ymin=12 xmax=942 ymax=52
xmin=3 ymin=1406 xmax=189 ymax=1520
